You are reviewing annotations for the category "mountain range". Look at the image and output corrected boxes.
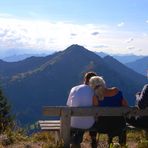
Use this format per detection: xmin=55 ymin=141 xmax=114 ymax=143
xmin=126 ymin=57 xmax=148 ymax=76
xmin=0 ymin=44 xmax=147 ymax=125
xmin=96 ymin=52 xmax=145 ymax=63
xmin=1 ymin=53 xmax=51 ymax=62
xmin=112 ymin=54 xmax=145 ymax=64
xmin=96 ymin=52 xmax=147 ymax=76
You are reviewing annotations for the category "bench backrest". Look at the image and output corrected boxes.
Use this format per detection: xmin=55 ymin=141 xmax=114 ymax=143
xmin=43 ymin=106 xmax=148 ymax=117
xmin=42 ymin=106 xmax=148 ymax=147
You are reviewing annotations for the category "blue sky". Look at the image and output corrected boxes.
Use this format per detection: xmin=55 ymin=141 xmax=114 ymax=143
xmin=0 ymin=0 xmax=148 ymax=57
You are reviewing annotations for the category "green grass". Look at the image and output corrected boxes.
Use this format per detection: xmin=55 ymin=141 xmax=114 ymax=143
xmin=138 ymin=140 xmax=148 ymax=148
xmin=127 ymin=129 xmax=148 ymax=141
xmin=0 ymin=128 xmax=148 ymax=148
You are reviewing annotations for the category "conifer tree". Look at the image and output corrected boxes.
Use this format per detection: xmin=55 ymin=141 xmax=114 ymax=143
xmin=0 ymin=88 xmax=13 ymax=133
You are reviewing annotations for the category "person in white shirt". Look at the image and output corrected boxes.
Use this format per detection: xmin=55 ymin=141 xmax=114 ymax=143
xmin=67 ymin=71 xmax=97 ymax=147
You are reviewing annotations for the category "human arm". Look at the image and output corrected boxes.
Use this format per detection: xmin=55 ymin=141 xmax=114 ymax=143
xmin=66 ymin=88 xmax=74 ymax=106
xmin=121 ymin=98 xmax=128 ymax=106
xmin=66 ymin=94 xmax=71 ymax=106
xmin=92 ymin=95 xmax=99 ymax=106
xmin=117 ymin=90 xmax=128 ymax=106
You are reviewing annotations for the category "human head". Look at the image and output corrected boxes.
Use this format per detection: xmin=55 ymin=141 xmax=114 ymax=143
xmin=84 ymin=71 xmax=97 ymax=85
xmin=89 ymin=76 xmax=106 ymax=100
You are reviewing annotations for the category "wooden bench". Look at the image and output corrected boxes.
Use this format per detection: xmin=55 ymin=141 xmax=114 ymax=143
xmin=38 ymin=120 xmax=61 ymax=144
xmin=38 ymin=120 xmax=60 ymax=130
xmin=38 ymin=119 xmax=127 ymax=146
xmin=39 ymin=106 xmax=148 ymax=147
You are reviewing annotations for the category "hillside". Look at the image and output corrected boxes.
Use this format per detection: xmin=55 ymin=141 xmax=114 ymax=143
xmin=0 ymin=44 xmax=147 ymax=124
xmin=126 ymin=56 xmax=148 ymax=76
xmin=0 ymin=54 xmax=58 ymax=77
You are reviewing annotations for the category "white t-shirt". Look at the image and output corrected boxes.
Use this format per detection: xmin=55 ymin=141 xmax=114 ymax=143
xmin=67 ymin=84 xmax=95 ymax=129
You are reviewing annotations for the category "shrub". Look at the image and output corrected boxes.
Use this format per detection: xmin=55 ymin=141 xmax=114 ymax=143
xmin=0 ymin=88 xmax=13 ymax=134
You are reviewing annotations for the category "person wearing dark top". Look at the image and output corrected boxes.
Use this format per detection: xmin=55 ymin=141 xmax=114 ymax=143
xmin=127 ymin=84 xmax=148 ymax=128
xmin=99 ymin=90 xmax=125 ymax=107
xmin=88 ymin=76 xmax=128 ymax=147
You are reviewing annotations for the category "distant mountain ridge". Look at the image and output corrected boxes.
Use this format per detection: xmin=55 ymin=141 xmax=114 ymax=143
xmin=126 ymin=56 xmax=148 ymax=76
xmin=0 ymin=44 xmax=147 ymax=125
xmin=96 ymin=52 xmax=146 ymax=63
xmin=1 ymin=53 xmax=52 ymax=62
xmin=2 ymin=50 xmax=146 ymax=64
xmin=112 ymin=54 xmax=145 ymax=63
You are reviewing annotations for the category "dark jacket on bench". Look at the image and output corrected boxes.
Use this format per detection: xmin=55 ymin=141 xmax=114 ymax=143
xmin=136 ymin=84 xmax=148 ymax=109
xmin=127 ymin=84 xmax=148 ymax=129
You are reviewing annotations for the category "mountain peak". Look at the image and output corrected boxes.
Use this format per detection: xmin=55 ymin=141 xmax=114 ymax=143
xmin=104 ymin=55 xmax=116 ymax=60
xmin=65 ymin=44 xmax=88 ymax=53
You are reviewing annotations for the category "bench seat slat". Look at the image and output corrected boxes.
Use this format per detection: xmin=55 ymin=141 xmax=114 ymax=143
xmin=39 ymin=120 xmax=61 ymax=131
xmin=40 ymin=124 xmax=60 ymax=127
xmin=38 ymin=120 xmax=60 ymax=124
xmin=41 ymin=127 xmax=60 ymax=130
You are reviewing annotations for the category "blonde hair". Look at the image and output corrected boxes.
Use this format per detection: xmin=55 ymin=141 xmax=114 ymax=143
xmin=89 ymin=76 xmax=106 ymax=101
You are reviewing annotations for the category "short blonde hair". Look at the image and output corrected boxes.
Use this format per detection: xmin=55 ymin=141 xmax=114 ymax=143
xmin=89 ymin=76 xmax=106 ymax=100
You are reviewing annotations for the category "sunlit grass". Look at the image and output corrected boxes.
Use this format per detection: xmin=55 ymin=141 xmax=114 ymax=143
xmin=0 ymin=128 xmax=148 ymax=147
xmin=138 ymin=140 xmax=148 ymax=148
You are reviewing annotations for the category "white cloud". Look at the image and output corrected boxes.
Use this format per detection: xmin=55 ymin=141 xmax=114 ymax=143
xmin=126 ymin=38 xmax=134 ymax=43
xmin=146 ymin=20 xmax=148 ymax=23
xmin=0 ymin=15 xmax=147 ymax=57
xmin=91 ymin=31 xmax=100 ymax=36
xmin=127 ymin=46 xmax=135 ymax=50
xmin=0 ymin=13 xmax=14 ymax=18
xmin=143 ymin=33 xmax=148 ymax=37
xmin=117 ymin=22 xmax=125 ymax=27
xmin=0 ymin=17 xmax=108 ymax=52
xmin=93 ymin=45 xmax=108 ymax=49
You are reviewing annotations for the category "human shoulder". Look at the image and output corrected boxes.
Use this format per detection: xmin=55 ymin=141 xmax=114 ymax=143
xmin=70 ymin=84 xmax=87 ymax=91
xmin=71 ymin=84 xmax=83 ymax=88
xmin=110 ymin=87 xmax=119 ymax=94
xmin=105 ymin=87 xmax=119 ymax=96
